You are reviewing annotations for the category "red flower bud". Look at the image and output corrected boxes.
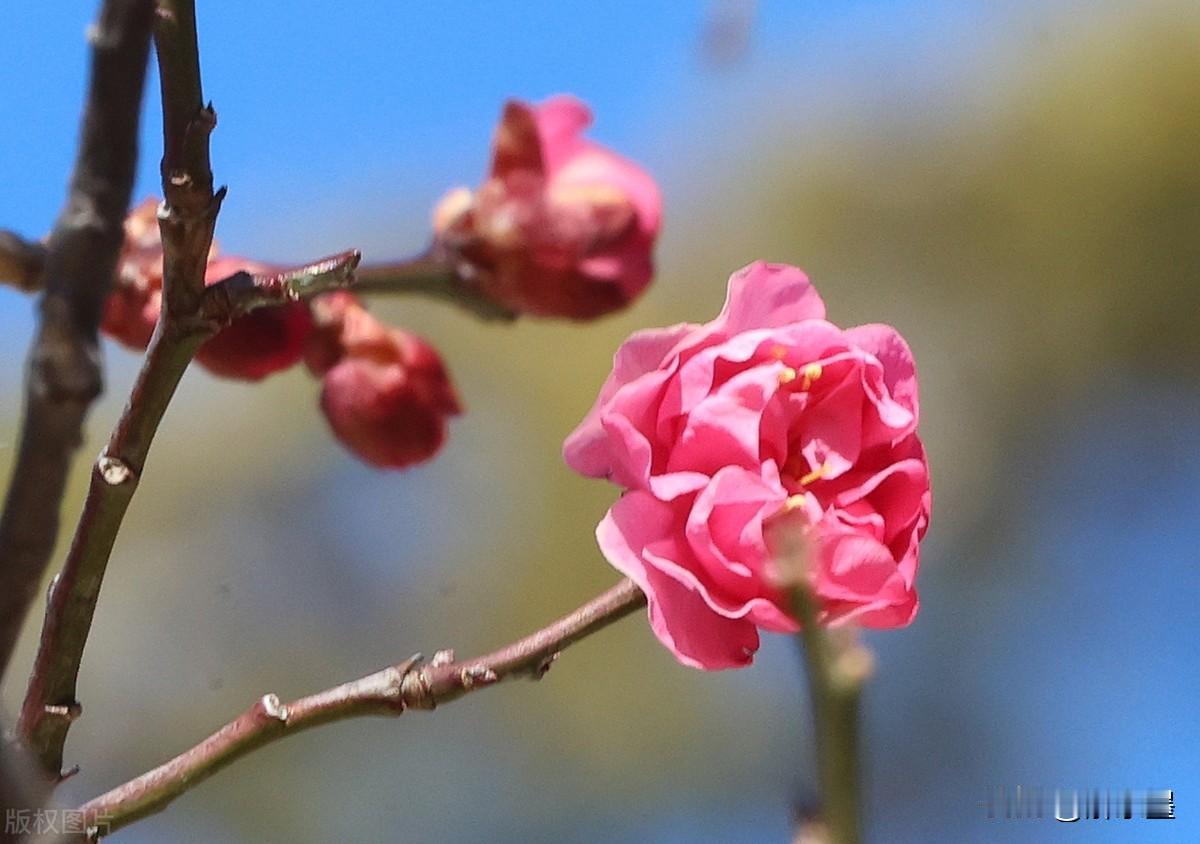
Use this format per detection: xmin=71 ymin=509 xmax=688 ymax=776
xmin=194 ymin=257 xmax=313 ymax=381
xmin=307 ymin=294 xmax=461 ymax=469
xmin=433 ymin=95 xmax=661 ymax=319
xmin=101 ymin=198 xmax=167 ymax=349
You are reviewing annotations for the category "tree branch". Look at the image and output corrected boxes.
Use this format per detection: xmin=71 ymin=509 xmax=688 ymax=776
xmin=17 ymin=0 xmax=365 ymax=776
xmin=18 ymin=322 xmax=208 ymax=778
xmin=74 ymin=578 xmax=646 ymax=837
xmin=354 ymin=247 xmax=516 ymax=322
xmin=0 ymin=0 xmax=155 ymax=684
xmin=16 ymin=0 xmax=220 ymax=778
xmin=15 ymin=248 xmax=362 ymax=782
xmin=1 ymin=238 xmax=506 ymax=322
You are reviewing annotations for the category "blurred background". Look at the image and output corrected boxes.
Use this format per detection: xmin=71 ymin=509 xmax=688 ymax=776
xmin=2 ymin=1 xmax=1198 ymax=841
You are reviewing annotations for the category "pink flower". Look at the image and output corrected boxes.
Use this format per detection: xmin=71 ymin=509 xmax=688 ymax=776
xmin=195 ymin=257 xmax=313 ymax=381
xmin=433 ymin=95 xmax=661 ymax=319
xmin=564 ymin=262 xmax=930 ymax=670
xmin=306 ymin=293 xmax=461 ymax=469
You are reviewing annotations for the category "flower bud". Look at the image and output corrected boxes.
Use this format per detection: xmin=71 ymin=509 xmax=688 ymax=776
xmin=433 ymin=95 xmax=661 ymax=319
xmin=101 ymin=198 xmax=168 ymax=349
xmin=194 ymin=257 xmax=313 ymax=381
xmin=307 ymin=293 xmax=461 ymax=469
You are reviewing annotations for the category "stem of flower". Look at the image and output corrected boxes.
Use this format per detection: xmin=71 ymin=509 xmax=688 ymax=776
xmin=354 ymin=249 xmax=516 ymax=322
xmin=74 ymin=578 xmax=646 ymax=836
xmin=773 ymin=525 xmax=871 ymax=844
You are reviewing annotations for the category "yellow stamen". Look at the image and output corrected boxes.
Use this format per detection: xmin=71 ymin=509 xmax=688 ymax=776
xmin=782 ymin=494 xmax=807 ymax=512
xmin=799 ymin=461 xmax=830 ymax=486
xmin=800 ymin=362 xmax=823 ymax=391
xmin=770 ymin=344 xmax=789 ymax=360
xmin=778 ymin=366 xmax=797 ymax=385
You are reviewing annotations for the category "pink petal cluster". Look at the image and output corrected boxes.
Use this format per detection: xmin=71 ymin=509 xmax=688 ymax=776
xmin=433 ymin=95 xmax=661 ymax=319
xmin=305 ymin=293 xmax=461 ymax=469
xmin=564 ymin=262 xmax=930 ymax=670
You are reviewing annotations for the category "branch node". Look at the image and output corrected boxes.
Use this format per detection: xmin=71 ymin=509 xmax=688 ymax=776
xmin=256 ymin=694 xmax=289 ymax=724
xmin=46 ymin=573 xmax=61 ymax=603
xmin=532 ymin=652 xmax=559 ymax=680
xmin=43 ymin=702 xmax=82 ymax=723
xmin=430 ymin=649 xmax=455 ymax=667
xmin=96 ymin=455 xmax=136 ymax=487
xmin=29 ymin=327 xmax=103 ymax=405
xmin=400 ymin=666 xmax=435 ymax=711
xmin=459 ymin=665 xmax=498 ymax=691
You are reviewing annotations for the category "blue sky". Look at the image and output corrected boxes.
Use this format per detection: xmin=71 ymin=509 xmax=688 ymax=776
xmin=0 ymin=1 xmax=1022 ymax=259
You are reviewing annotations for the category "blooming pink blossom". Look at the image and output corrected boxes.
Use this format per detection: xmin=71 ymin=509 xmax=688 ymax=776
xmin=306 ymin=293 xmax=461 ymax=469
xmin=433 ymin=95 xmax=661 ymax=319
xmin=564 ymin=262 xmax=930 ymax=670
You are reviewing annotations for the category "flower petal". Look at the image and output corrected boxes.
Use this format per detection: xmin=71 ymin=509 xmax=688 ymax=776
xmin=597 ymin=492 xmax=763 ymax=669
xmin=845 ymin=323 xmax=919 ymax=423
xmin=533 ymin=95 xmax=593 ymax=172
xmin=563 ymin=324 xmax=694 ymax=478
xmin=711 ymin=262 xmax=826 ymax=337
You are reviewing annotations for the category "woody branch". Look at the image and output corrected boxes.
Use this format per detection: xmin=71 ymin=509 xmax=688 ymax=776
xmin=74 ymin=579 xmax=646 ymax=837
xmin=0 ymin=0 xmax=155 ymax=685
xmin=15 ymin=0 xmax=358 ymax=779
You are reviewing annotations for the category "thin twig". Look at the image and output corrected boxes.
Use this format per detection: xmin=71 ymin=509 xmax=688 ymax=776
xmin=75 ymin=579 xmax=646 ymax=837
xmin=0 ymin=0 xmax=155 ymax=684
xmin=18 ymin=322 xmax=209 ymax=777
xmin=355 ymin=248 xmax=516 ymax=322
xmin=202 ymin=250 xmax=361 ymax=320
xmin=772 ymin=524 xmax=871 ymax=844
